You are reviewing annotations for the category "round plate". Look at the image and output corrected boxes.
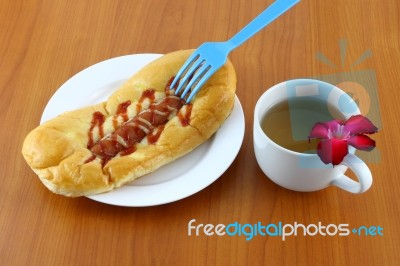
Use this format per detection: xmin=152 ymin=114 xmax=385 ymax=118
xmin=41 ymin=54 xmax=245 ymax=206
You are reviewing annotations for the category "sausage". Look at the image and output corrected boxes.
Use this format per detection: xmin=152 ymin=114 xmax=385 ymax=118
xmin=89 ymin=95 xmax=185 ymax=160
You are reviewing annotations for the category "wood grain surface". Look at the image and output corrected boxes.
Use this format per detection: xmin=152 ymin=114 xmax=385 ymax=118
xmin=1 ymin=0 xmax=399 ymax=265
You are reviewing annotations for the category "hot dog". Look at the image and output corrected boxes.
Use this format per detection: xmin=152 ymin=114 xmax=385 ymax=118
xmin=22 ymin=50 xmax=236 ymax=197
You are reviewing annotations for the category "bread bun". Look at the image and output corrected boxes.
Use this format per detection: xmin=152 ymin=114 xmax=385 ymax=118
xmin=22 ymin=50 xmax=236 ymax=197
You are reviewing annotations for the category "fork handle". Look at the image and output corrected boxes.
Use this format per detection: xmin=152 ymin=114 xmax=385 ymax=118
xmin=227 ymin=0 xmax=300 ymax=50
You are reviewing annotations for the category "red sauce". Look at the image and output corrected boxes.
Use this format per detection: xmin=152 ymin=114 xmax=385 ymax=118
xmin=87 ymin=111 xmax=106 ymax=149
xmin=165 ymin=76 xmax=176 ymax=94
xmin=102 ymin=156 xmax=112 ymax=168
xmin=136 ymin=89 xmax=155 ymax=113
xmin=117 ymin=101 xmax=131 ymax=120
xmin=84 ymin=155 xmax=96 ymax=164
xmin=147 ymin=125 xmax=165 ymax=144
xmin=178 ymin=104 xmax=192 ymax=126
xmin=112 ymin=119 xmax=118 ymax=130
xmin=113 ymin=101 xmax=131 ymax=129
xmin=119 ymin=145 xmax=136 ymax=156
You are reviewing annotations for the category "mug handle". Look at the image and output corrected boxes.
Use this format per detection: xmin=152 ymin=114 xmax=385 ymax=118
xmin=330 ymin=153 xmax=372 ymax=193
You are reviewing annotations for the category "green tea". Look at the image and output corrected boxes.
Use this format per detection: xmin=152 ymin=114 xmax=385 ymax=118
xmin=261 ymin=98 xmax=345 ymax=153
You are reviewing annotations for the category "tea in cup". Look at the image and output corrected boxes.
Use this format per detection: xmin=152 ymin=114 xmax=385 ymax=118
xmin=253 ymin=79 xmax=372 ymax=193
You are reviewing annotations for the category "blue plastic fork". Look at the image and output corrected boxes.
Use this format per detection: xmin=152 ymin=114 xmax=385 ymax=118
xmin=170 ymin=0 xmax=301 ymax=102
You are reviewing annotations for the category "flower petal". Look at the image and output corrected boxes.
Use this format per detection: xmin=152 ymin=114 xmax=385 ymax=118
xmin=347 ymin=134 xmax=376 ymax=151
xmin=325 ymin=119 xmax=345 ymax=130
xmin=309 ymin=120 xmax=342 ymax=139
xmin=317 ymin=139 xmax=349 ymax=165
xmin=308 ymin=122 xmax=329 ymax=139
xmin=343 ymin=115 xmax=378 ymax=135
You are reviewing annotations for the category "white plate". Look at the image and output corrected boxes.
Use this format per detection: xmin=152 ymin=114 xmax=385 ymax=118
xmin=41 ymin=54 xmax=245 ymax=207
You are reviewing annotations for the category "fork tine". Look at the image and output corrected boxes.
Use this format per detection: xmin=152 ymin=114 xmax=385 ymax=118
xmin=180 ymin=63 xmax=211 ymax=99
xmin=170 ymin=53 xmax=199 ymax=89
xmin=170 ymin=53 xmax=200 ymax=92
xmin=174 ymin=58 xmax=204 ymax=96
xmin=186 ymin=68 xmax=217 ymax=103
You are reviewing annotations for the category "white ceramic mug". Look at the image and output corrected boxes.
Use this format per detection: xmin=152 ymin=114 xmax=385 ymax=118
xmin=253 ymin=79 xmax=372 ymax=193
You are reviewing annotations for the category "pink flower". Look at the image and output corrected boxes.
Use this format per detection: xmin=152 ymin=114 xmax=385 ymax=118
xmin=309 ymin=115 xmax=378 ymax=166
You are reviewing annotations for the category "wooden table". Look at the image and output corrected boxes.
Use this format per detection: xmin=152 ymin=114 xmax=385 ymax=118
xmin=1 ymin=0 xmax=399 ymax=264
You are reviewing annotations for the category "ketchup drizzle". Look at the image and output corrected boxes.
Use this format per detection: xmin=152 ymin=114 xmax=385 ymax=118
xmin=136 ymin=89 xmax=155 ymax=113
xmin=84 ymin=155 xmax=96 ymax=164
xmin=87 ymin=111 xmax=106 ymax=149
xmin=147 ymin=125 xmax=165 ymax=144
xmin=178 ymin=104 xmax=192 ymax=127
xmin=165 ymin=76 xmax=176 ymax=93
xmin=101 ymin=156 xmax=112 ymax=168
xmin=112 ymin=100 xmax=131 ymax=129
xmin=119 ymin=145 xmax=137 ymax=156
